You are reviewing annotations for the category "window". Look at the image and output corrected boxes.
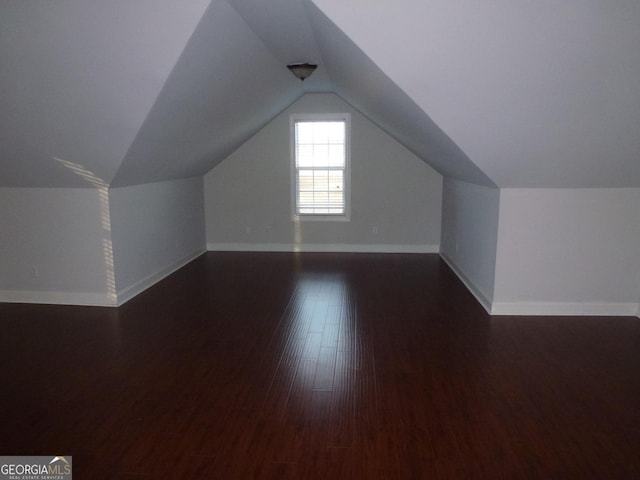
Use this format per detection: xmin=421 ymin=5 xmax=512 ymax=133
xmin=291 ymin=114 xmax=350 ymax=220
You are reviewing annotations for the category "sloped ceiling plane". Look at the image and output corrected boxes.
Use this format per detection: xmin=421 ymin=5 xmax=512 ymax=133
xmin=1 ymin=0 xmax=638 ymax=189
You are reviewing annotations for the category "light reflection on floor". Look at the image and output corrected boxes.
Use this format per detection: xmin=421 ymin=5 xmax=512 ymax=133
xmin=271 ymin=271 xmax=359 ymax=424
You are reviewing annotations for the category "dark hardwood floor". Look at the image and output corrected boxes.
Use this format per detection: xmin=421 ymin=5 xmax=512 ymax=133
xmin=1 ymin=252 xmax=639 ymax=478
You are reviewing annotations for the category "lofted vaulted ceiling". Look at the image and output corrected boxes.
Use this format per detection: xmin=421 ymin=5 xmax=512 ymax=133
xmin=314 ymin=0 xmax=640 ymax=188
xmin=1 ymin=0 xmax=638 ymax=189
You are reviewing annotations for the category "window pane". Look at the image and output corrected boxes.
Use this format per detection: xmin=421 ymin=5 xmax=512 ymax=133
xmin=314 ymin=190 xmax=328 ymax=206
xmin=328 ymin=171 xmax=343 ymax=191
xmin=328 ymin=191 xmax=343 ymax=206
xmin=298 ymin=170 xmax=314 ymax=191
xmin=328 ymin=145 xmax=345 ymax=167
xmin=314 ymin=144 xmax=330 ymax=167
xmin=298 ymin=191 xmax=314 ymax=209
xmin=328 ymin=122 xmax=345 ymax=144
xmin=313 ymin=122 xmax=330 ymax=144
xmin=296 ymin=145 xmax=315 ymax=167
xmin=313 ymin=170 xmax=329 ymax=190
xmin=296 ymin=123 xmax=315 ymax=144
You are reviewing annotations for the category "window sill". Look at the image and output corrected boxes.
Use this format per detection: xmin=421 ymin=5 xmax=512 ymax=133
xmin=292 ymin=214 xmax=351 ymax=222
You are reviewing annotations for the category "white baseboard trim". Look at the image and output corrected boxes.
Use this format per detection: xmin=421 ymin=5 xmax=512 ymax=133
xmin=0 ymin=250 xmax=206 ymax=308
xmin=0 ymin=290 xmax=117 ymax=307
xmin=439 ymin=252 xmax=640 ymax=317
xmin=491 ymin=301 xmax=640 ymax=317
xmin=439 ymin=252 xmax=493 ymax=314
xmin=115 ymin=249 xmax=206 ymax=306
xmin=207 ymin=242 xmax=439 ymax=254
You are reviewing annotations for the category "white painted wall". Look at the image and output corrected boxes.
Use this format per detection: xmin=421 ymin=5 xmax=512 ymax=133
xmin=439 ymin=178 xmax=500 ymax=311
xmin=0 ymin=187 xmax=115 ymax=305
xmin=493 ymin=188 xmax=640 ymax=316
xmin=204 ymin=93 xmax=442 ymax=253
xmin=109 ymin=177 xmax=206 ymax=304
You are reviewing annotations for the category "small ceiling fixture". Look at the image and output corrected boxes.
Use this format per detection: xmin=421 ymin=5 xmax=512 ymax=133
xmin=287 ymin=62 xmax=317 ymax=81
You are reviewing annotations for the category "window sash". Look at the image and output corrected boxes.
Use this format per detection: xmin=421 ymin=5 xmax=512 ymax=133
xmin=296 ymin=168 xmax=344 ymax=215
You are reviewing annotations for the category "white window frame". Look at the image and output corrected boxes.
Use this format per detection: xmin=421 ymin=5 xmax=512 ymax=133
xmin=290 ymin=113 xmax=351 ymax=222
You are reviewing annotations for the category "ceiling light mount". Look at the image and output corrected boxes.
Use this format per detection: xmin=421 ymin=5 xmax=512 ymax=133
xmin=287 ymin=62 xmax=317 ymax=81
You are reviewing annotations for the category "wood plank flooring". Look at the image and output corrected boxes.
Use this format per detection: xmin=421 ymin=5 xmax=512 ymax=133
xmin=1 ymin=252 xmax=639 ymax=478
